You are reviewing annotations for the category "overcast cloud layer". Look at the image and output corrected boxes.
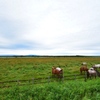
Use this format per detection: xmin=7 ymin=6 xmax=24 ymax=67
xmin=0 ymin=0 xmax=100 ymax=55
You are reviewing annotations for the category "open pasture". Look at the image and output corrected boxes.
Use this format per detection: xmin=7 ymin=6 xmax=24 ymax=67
xmin=0 ymin=56 xmax=100 ymax=99
xmin=0 ymin=57 xmax=100 ymax=82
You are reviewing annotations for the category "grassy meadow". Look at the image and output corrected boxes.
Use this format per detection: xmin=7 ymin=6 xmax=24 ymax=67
xmin=0 ymin=56 xmax=100 ymax=99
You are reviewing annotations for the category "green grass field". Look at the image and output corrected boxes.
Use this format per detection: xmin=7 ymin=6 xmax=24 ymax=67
xmin=0 ymin=57 xmax=100 ymax=100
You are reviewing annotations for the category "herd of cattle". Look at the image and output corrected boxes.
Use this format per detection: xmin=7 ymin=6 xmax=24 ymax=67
xmin=52 ymin=62 xmax=100 ymax=79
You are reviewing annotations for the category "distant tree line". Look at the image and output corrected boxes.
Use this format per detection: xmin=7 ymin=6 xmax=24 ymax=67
xmin=0 ymin=55 xmax=99 ymax=58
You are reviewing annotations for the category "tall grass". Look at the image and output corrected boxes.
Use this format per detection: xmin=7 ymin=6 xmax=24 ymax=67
xmin=0 ymin=79 xmax=100 ymax=100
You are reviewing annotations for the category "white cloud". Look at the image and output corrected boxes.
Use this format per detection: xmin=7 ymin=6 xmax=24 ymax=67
xmin=0 ymin=36 xmax=9 ymax=47
xmin=0 ymin=0 xmax=100 ymax=55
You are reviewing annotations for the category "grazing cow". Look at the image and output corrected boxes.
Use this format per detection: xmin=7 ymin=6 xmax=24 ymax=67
xmin=82 ymin=62 xmax=87 ymax=65
xmin=92 ymin=64 xmax=100 ymax=70
xmin=80 ymin=62 xmax=88 ymax=74
xmin=87 ymin=68 xmax=97 ymax=79
xmin=80 ymin=66 xmax=88 ymax=74
xmin=52 ymin=67 xmax=63 ymax=78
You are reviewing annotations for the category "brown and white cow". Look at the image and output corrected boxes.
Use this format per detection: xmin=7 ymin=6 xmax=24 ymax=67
xmin=52 ymin=67 xmax=63 ymax=78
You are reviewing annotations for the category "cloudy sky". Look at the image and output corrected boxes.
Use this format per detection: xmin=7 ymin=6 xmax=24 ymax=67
xmin=0 ymin=0 xmax=100 ymax=56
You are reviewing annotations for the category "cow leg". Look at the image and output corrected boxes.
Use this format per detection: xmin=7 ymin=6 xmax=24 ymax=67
xmin=90 ymin=75 xmax=91 ymax=79
xmin=95 ymin=74 xmax=96 ymax=79
xmin=80 ymin=71 xmax=82 ymax=74
xmin=87 ymin=72 xmax=89 ymax=78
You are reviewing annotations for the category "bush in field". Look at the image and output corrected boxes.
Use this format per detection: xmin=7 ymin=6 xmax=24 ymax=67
xmin=0 ymin=79 xmax=100 ymax=100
